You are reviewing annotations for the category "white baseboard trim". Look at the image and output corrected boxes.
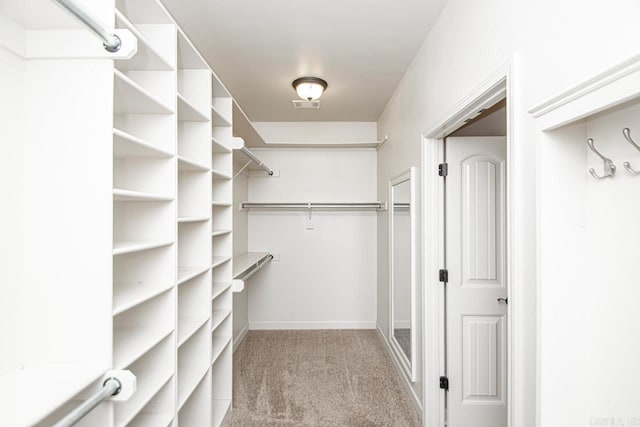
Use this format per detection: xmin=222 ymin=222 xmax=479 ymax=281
xmin=249 ymin=320 xmax=376 ymax=330
xmin=233 ymin=324 xmax=250 ymax=353
xmin=376 ymin=325 xmax=423 ymax=418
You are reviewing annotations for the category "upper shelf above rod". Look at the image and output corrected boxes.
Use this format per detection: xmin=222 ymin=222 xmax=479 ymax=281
xmin=232 ymin=137 xmax=274 ymax=177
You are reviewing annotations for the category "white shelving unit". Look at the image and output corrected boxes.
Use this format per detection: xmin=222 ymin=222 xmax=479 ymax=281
xmin=1 ymin=0 xmax=239 ymax=424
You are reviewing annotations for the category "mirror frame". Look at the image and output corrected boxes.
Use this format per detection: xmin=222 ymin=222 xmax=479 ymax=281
xmin=389 ymin=167 xmax=418 ymax=382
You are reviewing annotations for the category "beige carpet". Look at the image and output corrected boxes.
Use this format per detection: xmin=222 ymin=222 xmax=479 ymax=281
xmin=224 ymin=330 xmax=421 ymax=427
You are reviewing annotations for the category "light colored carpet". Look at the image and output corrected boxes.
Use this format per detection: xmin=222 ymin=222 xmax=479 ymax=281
xmin=224 ymin=330 xmax=421 ymax=427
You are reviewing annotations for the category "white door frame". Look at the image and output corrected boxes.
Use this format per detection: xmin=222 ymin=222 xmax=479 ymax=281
xmin=421 ymin=56 xmax=524 ymax=427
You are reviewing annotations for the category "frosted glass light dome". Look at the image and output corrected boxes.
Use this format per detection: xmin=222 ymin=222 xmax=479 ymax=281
xmin=292 ymin=77 xmax=328 ymax=101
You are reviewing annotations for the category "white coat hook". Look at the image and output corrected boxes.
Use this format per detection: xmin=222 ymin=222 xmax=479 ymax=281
xmin=587 ymin=138 xmax=615 ymax=179
xmin=622 ymin=128 xmax=640 ymax=175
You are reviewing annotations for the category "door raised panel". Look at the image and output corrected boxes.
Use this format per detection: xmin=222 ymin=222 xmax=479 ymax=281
xmin=462 ymin=315 xmax=505 ymax=403
xmin=461 ymin=156 xmax=505 ymax=287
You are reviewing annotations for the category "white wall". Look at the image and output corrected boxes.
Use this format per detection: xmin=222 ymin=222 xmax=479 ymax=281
xmin=0 ymin=42 xmax=24 ymax=375
xmin=254 ymin=121 xmax=377 ymax=144
xmin=246 ymin=144 xmax=377 ymax=329
xmin=232 ymin=168 xmax=249 ymax=345
xmin=376 ymin=0 xmax=640 ymax=424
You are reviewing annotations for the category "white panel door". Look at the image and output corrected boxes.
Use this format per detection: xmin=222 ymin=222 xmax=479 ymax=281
xmin=446 ymin=137 xmax=507 ymax=427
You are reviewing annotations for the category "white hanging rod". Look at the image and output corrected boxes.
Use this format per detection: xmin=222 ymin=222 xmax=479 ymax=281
xmin=51 ymin=0 xmax=122 ymax=52
xmin=240 ymin=146 xmax=274 ymax=176
xmin=241 ymin=202 xmax=386 ymax=210
xmin=53 ymin=378 xmax=121 ymax=427
xmin=236 ymin=254 xmax=273 ymax=281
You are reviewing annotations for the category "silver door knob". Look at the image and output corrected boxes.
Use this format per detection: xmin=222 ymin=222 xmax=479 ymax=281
xmin=497 ymin=298 xmax=508 ymax=304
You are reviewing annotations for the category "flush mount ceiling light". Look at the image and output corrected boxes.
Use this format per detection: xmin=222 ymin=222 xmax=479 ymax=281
xmin=292 ymin=77 xmax=328 ymax=101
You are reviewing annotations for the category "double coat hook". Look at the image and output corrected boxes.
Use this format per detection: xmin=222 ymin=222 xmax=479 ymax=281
xmin=587 ymin=138 xmax=615 ymax=179
xmin=622 ymin=128 xmax=640 ymax=175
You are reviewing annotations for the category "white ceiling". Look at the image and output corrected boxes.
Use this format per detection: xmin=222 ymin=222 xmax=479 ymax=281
xmin=161 ymin=0 xmax=447 ymax=122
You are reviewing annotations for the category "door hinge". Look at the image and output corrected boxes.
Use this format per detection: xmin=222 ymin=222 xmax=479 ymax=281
xmin=438 ymin=163 xmax=448 ymax=177
xmin=439 ymin=376 xmax=449 ymax=391
xmin=439 ymin=269 xmax=448 ymax=283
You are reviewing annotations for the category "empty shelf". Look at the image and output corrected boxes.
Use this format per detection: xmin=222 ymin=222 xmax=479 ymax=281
xmin=211 ymin=336 xmax=232 ymax=365
xmin=113 ymin=326 xmax=174 ymax=369
xmin=113 ymin=240 xmax=174 ymax=256
xmin=211 ymin=229 xmax=231 ymax=237
xmin=114 ymin=188 xmax=173 ymax=202
xmin=113 ymin=128 xmax=173 ymax=158
xmin=114 ymin=69 xmax=173 ymax=115
xmin=211 ymin=201 xmax=232 ymax=207
xmin=233 ymin=252 xmax=270 ymax=279
xmin=113 ymin=283 xmax=173 ymax=316
xmin=212 ymin=137 xmax=232 ymax=153
xmin=178 ymin=266 xmax=211 ymax=285
xmin=212 ymin=256 xmax=231 ymax=268
xmin=128 ymin=413 xmax=174 ymax=427
xmin=211 ymin=309 xmax=231 ymax=332
xmin=178 ymin=216 xmax=210 ymax=223
xmin=212 ymin=169 xmax=232 ymax=179
xmin=178 ymin=316 xmax=209 ymax=347
xmin=212 ymin=282 xmax=232 ymax=301
xmin=177 ymin=361 xmax=209 ymax=410
xmin=211 ymin=105 xmax=231 ymax=126
xmin=114 ymin=9 xmax=174 ymax=71
xmin=115 ymin=369 xmax=173 ymax=427
xmin=178 ymin=156 xmax=210 ymax=171
xmin=178 ymin=94 xmax=209 ymax=122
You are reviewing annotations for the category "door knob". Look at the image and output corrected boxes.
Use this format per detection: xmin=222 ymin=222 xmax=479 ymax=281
xmin=497 ymin=298 xmax=508 ymax=304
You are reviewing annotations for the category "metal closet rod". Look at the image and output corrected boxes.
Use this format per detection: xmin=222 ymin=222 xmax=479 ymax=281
xmin=53 ymin=378 xmax=121 ymax=427
xmin=241 ymin=146 xmax=274 ymax=175
xmin=52 ymin=0 xmax=122 ymax=52
xmin=241 ymin=202 xmax=385 ymax=209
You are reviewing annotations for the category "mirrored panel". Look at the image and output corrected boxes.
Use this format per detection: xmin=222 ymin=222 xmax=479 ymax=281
xmin=389 ymin=167 xmax=417 ymax=382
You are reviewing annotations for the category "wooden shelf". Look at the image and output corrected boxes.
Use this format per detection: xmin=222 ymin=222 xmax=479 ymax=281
xmin=0 ymin=364 xmax=102 ymax=427
xmin=211 ymin=105 xmax=231 ymax=126
xmin=211 ymin=229 xmax=231 ymax=237
xmin=211 ymin=201 xmax=232 ymax=207
xmin=212 ymin=282 xmax=232 ymax=301
xmin=128 ymin=413 xmax=174 ymax=427
xmin=114 ymin=188 xmax=173 ymax=202
xmin=115 ymin=370 xmax=173 ymax=427
xmin=178 ymin=156 xmax=210 ymax=171
xmin=178 ymin=316 xmax=209 ymax=347
xmin=178 ymin=94 xmax=209 ymax=122
xmin=177 ymin=352 xmax=210 ymax=410
xmin=212 ymin=169 xmax=231 ymax=179
xmin=113 ymin=128 xmax=173 ymax=158
xmin=114 ymin=9 xmax=174 ymax=71
xmin=212 ymin=399 xmax=232 ymax=427
xmin=211 ymin=336 xmax=232 ymax=365
xmin=113 ymin=326 xmax=174 ymax=369
xmin=114 ymin=69 xmax=173 ymax=115
xmin=211 ymin=309 xmax=232 ymax=332
xmin=177 ymin=216 xmax=209 ymax=223
xmin=233 ymin=252 xmax=271 ymax=279
xmin=212 ymin=256 xmax=231 ymax=268
xmin=177 ymin=266 xmax=210 ymax=285
xmin=212 ymin=137 xmax=232 ymax=153
xmin=113 ymin=240 xmax=173 ymax=256
xmin=113 ymin=284 xmax=173 ymax=316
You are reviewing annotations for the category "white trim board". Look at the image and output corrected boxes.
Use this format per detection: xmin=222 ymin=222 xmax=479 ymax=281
xmin=376 ymin=325 xmax=423 ymax=417
xmin=249 ymin=321 xmax=376 ymax=330
xmin=233 ymin=324 xmax=250 ymax=353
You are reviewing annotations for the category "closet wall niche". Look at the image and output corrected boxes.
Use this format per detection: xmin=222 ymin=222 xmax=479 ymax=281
xmin=0 ymin=0 xmax=238 ymax=424
xmin=532 ymin=56 xmax=640 ymax=426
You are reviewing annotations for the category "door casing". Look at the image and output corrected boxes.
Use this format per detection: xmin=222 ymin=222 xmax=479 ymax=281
xmin=420 ymin=57 xmax=525 ymax=427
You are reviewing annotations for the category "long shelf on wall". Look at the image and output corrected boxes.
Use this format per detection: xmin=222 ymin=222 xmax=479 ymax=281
xmin=240 ymin=201 xmax=386 ymax=210
xmin=233 ymin=252 xmax=272 ymax=279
